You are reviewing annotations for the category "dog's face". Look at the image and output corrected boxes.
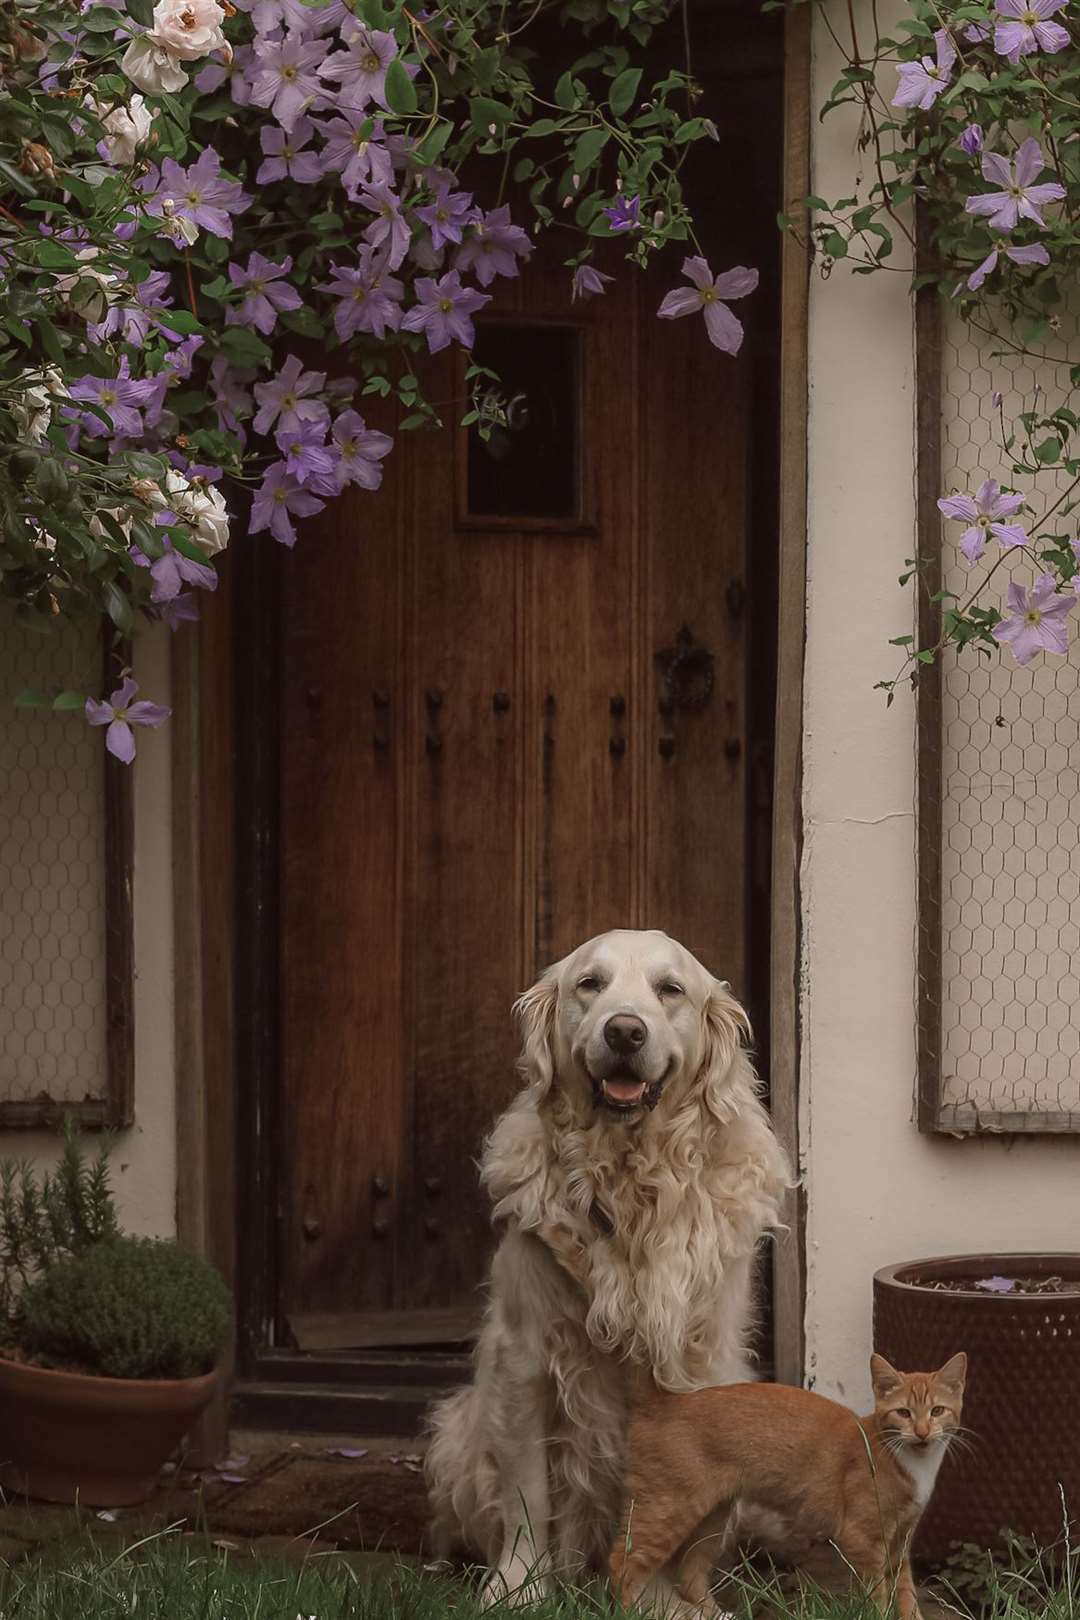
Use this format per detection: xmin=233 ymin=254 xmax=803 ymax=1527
xmin=516 ymin=929 xmax=746 ymax=1126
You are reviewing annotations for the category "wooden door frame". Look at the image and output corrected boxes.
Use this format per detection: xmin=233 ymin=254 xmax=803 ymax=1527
xmin=175 ymin=4 xmax=810 ymax=1421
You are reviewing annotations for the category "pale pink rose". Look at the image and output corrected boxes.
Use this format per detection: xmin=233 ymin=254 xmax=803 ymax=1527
xmin=121 ymin=34 xmax=190 ymax=92
xmin=147 ymin=0 xmax=227 ymax=61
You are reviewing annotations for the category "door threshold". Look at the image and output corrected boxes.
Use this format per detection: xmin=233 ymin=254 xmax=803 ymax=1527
xmin=232 ymin=1347 xmax=471 ymax=1436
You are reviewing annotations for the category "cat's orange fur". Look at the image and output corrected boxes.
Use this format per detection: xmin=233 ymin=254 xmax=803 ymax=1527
xmin=608 ymin=1352 xmax=967 ymax=1620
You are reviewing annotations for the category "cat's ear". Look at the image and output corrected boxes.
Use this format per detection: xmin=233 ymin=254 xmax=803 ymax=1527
xmin=870 ymin=1353 xmax=903 ymax=1396
xmin=935 ymin=1351 xmax=967 ymax=1394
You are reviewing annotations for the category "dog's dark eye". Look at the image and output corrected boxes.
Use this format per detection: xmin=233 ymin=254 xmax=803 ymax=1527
xmin=657 ymin=982 xmax=684 ymax=998
xmin=577 ymin=975 xmax=603 ymax=993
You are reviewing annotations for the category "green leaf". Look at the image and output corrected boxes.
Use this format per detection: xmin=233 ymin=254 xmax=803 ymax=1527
xmin=81 ymin=6 xmax=126 ymax=30
xmin=673 ymin=118 xmax=705 ymax=144
xmin=609 ymin=66 xmax=641 ymax=118
xmin=280 ymin=306 xmax=324 ymax=339
xmin=523 ymin=118 xmax=561 ymax=139
xmin=469 ymin=96 xmax=511 ymax=136
xmin=218 ymin=327 xmax=271 ymax=364
xmin=125 ymin=0 xmax=154 ymax=24
xmin=103 ymin=581 xmax=134 ymax=635
xmin=572 ymin=128 xmax=609 ymax=173
xmin=52 ymin=690 xmax=87 ymax=712
xmin=554 ymin=71 xmax=580 ymax=110
xmin=34 ymin=240 xmax=80 ymax=270
xmin=13 ymin=689 xmax=50 ymax=710
xmin=159 ymin=309 xmax=203 ymax=335
xmin=399 ymin=411 xmax=430 ymax=430
xmin=383 ymin=58 xmax=418 ymax=115
xmin=414 ymin=119 xmax=452 ymax=164
xmin=821 ymin=230 xmax=848 ymax=259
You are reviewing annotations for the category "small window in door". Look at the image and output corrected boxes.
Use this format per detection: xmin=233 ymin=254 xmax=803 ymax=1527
xmin=461 ymin=322 xmax=582 ymax=526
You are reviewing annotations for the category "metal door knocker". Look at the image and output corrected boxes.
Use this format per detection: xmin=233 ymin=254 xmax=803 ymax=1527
xmin=654 ymin=626 xmax=715 ymax=712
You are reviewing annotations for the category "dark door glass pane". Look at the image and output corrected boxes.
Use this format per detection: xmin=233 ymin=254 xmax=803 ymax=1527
xmin=466 ymin=324 xmax=579 ymax=521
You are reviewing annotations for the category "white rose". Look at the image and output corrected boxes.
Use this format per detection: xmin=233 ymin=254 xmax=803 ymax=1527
xmin=88 ymin=507 xmax=136 ymax=544
xmin=121 ymin=34 xmax=189 ymax=94
xmin=163 ymin=472 xmax=230 ymax=556
xmin=13 ymin=368 xmax=67 ymax=444
xmin=147 ymin=0 xmax=227 ymax=61
xmin=101 ymin=95 xmax=155 ymax=166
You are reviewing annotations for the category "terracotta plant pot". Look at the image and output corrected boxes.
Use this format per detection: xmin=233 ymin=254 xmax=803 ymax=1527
xmin=874 ymin=1252 xmax=1080 ymax=1563
xmin=0 ymin=1354 xmax=221 ymax=1507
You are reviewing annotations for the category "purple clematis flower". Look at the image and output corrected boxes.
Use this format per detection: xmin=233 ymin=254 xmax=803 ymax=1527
xmin=320 ymin=26 xmax=398 ymax=108
xmin=162 ymin=335 xmax=204 ymax=388
xmin=330 ymin=409 xmax=392 ymax=492
xmin=248 ymin=32 xmax=330 ymax=130
xmin=249 ymin=461 xmax=325 ymax=546
xmin=88 ymin=269 xmax=176 ymax=347
xmin=68 ymin=369 xmax=161 ymax=439
xmin=210 ymin=357 xmax=255 ymax=440
xmin=317 ymin=108 xmax=392 ymax=197
xmin=453 ymin=205 xmax=531 ymax=286
xmin=133 ymin=531 xmax=219 ymax=603
xmin=319 ymin=246 xmax=403 ymax=340
xmin=145 ymin=149 xmax=252 ymax=240
xmin=992 ymin=574 xmax=1077 ymax=664
xmin=253 ymin=354 xmax=329 ymax=437
xmin=965 ymin=139 xmax=1066 ymax=231
xmin=993 ymin=0 xmax=1069 ymax=63
xmin=603 ymin=193 xmax=640 ymax=232
xmin=967 ymin=238 xmax=1050 ymax=291
xmin=196 ymin=43 xmax=253 ymax=101
xmin=157 ymin=592 xmax=202 ymax=630
xmin=416 ymin=183 xmax=475 ymax=253
xmin=892 ymin=28 xmax=956 ymax=109
xmin=975 ymin=1276 xmax=1016 ymax=1293
xmin=358 ymin=180 xmax=411 ymax=270
xmin=226 ymin=252 xmax=303 ymax=334
xmin=85 ymin=677 xmax=171 ymax=764
xmin=938 ymin=478 xmax=1028 ymax=562
xmin=657 ymin=258 xmax=758 ymax=355
xmin=401 ymin=271 xmax=491 ymax=353
xmin=571 ymin=263 xmax=613 ymax=301
xmin=277 ymin=420 xmax=338 ymax=486
xmin=256 ymin=116 xmax=325 ymax=184
xmin=958 ymin=124 xmax=984 ymax=156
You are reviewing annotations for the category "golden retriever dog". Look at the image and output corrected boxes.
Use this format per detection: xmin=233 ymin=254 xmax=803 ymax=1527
xmin=424 ymin=928 xmax=792 ymax=1604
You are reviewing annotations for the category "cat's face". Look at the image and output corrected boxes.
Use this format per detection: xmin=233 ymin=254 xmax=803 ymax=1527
xmin=870 ymin=1351 xmax=967 ymax=1450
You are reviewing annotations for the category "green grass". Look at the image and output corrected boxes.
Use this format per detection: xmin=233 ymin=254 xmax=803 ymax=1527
xmin=0 ymin=1533 xmax=1076 ymax=1620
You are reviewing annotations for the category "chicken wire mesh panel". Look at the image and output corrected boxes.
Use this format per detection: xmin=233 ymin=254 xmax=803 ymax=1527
xmin=933 ymin=304 xmax=1080 ymax=1131
xmin=0 ymin=610 xmax=111 ymax=1120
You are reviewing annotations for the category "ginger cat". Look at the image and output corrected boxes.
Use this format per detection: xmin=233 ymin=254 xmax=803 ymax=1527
xmin=608 ymin=1352 xmax=967 ymax=1620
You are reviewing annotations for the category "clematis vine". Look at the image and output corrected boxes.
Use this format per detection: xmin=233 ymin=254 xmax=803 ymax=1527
xmin=992 ymin=576 xmax=1077 ymax=665
xmin=2 ymin=0 xmax=761 ymax=753
xmin=891 ymin=28 xmax=956 ymax=109
xmin=938 ymin=479 xmax=1028 ymax=563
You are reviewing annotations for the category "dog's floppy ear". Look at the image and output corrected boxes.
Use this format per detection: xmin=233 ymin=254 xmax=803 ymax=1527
xmin=699 ymin=978 xmax=753 ymax=1117
xmin=513 ymin=971 xmax=559 ymax=1094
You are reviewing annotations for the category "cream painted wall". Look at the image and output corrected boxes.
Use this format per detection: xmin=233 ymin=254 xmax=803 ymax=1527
xmin=802 ymin=0 xmax=1080 ymax=1410
xmin=0 ymin=625 xmax=176 ymax=1238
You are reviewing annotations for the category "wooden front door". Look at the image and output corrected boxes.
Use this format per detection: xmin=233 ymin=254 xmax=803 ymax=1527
xmin=276 ymin=10 xmax=779 ymax=1351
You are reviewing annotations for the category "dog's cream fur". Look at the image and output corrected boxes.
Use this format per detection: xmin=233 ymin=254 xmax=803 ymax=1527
xmin=424 ymin=929 xmax=792 ymax=1602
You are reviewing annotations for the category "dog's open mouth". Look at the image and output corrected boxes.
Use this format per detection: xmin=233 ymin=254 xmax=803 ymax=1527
xmin=600 ymin=1075 xmax=649 ymax=1111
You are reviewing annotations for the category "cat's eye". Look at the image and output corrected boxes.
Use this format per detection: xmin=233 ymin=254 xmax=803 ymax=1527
xmin=931 ymin=1405 xmax=948 ymax=1417
xmin=894 ymin=1407 xmax=912 ymax=1419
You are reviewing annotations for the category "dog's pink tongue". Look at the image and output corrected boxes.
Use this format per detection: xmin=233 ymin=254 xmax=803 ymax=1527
xmin=604 ymin=1078 xmax=646 ymax=1103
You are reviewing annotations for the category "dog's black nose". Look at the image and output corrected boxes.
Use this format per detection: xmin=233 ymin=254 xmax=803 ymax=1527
xmin=604 ymin=1014 xmax=647 ymax=1055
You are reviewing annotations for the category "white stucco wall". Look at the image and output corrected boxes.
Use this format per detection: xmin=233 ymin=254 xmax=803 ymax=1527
xmin=802 ymin=0 xmax=1080 ymax=1409
xmin=0 ymin=625 xmax=176 ymax=1238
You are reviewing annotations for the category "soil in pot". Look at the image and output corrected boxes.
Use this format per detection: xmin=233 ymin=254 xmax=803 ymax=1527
xmin=0 ymin=1354 xmax=220 ymax=1507
xmin=874 ymin=1252 xmax=1080 ymax=1564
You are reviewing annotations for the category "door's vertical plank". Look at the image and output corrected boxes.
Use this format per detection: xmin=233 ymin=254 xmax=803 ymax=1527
xmin=638 ymin=272 xmax=750 ymax=989
xmin=279 ymin=422 xmax=405 ymax=1319
xmin=525 ymin=276 xmax=637 ymax=973
xmin=402 ymin=351 xmax=524 ymax=1310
